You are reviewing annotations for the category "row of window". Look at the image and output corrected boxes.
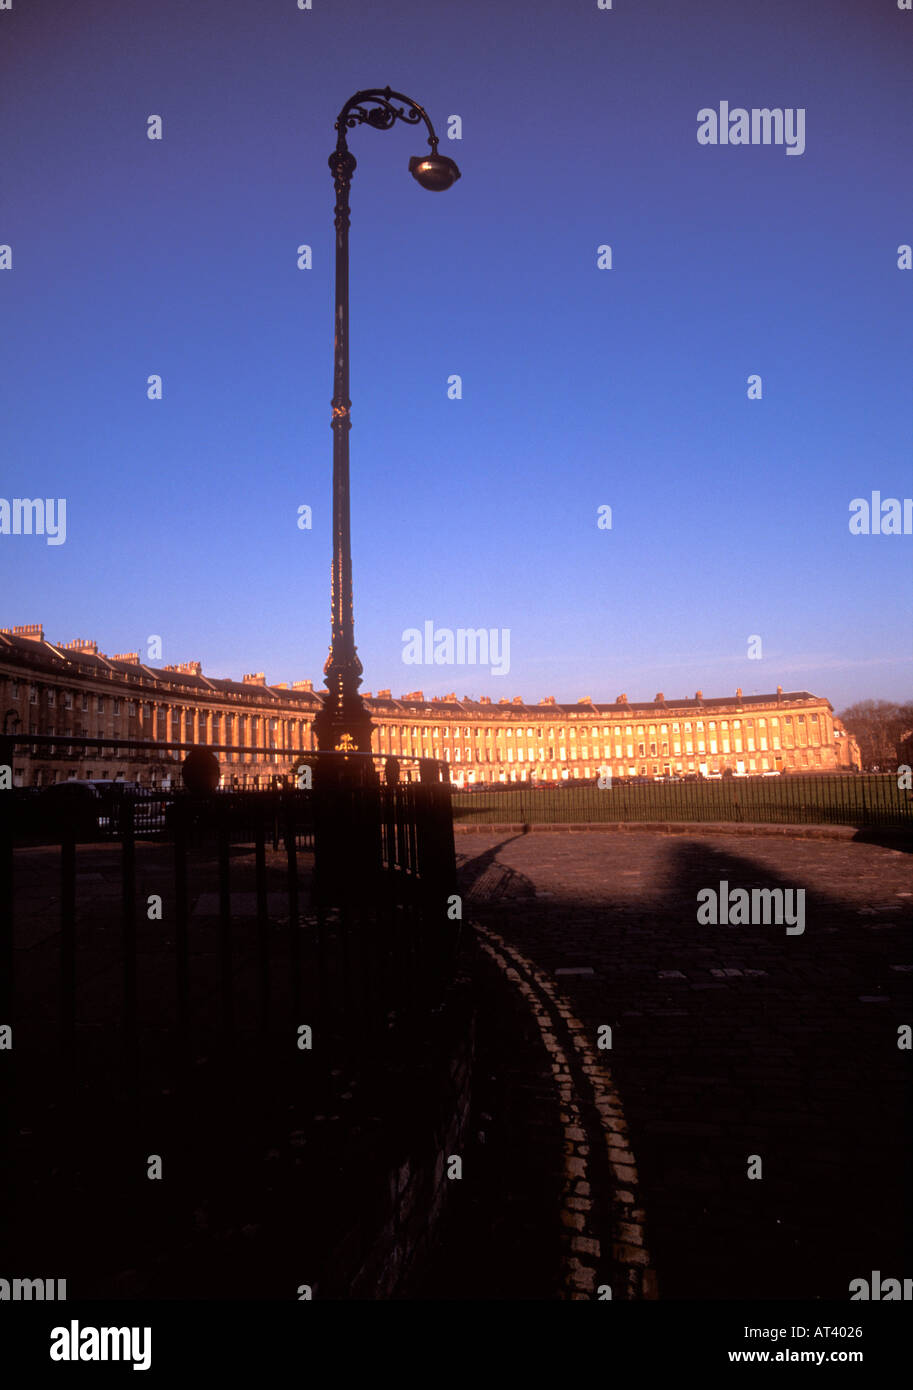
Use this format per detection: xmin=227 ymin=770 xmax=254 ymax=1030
xmin=450 ymin=749 xmax=827 ymax=780
xmin=6 ymin=683 xmax=828 ymax=752
xmin=15 ymin=685 xmax=135 ymax=715
xmin=8 ymin=683 xmax=308 ymax=728
xmin=376 ymin=714 xmax=820 ymax=740
xmin=379 ymin=737 xmax=831 ymax=765
xmin=376 ymin=728 xmax=823 ymax=758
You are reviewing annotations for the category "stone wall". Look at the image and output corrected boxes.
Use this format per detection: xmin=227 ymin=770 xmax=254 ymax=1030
xmin=315 ymin=978 xmax=475 ymax=1298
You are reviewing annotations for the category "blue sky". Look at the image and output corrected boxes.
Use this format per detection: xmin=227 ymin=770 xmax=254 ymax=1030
xmin=1 ymin=0 xmax=911 ymax=712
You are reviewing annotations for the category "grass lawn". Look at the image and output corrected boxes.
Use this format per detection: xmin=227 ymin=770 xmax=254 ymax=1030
xmin=452 ymin=775 xmax=911 ymax=828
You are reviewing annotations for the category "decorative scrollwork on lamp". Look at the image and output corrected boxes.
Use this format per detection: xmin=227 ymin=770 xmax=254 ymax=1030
xmin=337 ymin=87 xmax=434 ymax=150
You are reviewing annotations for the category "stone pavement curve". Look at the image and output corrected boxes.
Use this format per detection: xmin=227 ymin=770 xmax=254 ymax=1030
xmin=428 ymin=828 xmax=913 ymax=1301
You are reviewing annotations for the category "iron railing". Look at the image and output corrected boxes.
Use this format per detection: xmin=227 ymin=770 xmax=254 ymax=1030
xmin=0 ymin=750 xmax=458 ymax=1050
xmin=0 ymin=749 xmax=460 ymax=1293
xmin=0 ymin=731 xmax=438 ymax=789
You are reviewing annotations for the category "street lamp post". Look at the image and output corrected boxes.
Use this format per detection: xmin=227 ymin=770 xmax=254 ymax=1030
xmin=311 ymin=87 xmax=460 ymax=760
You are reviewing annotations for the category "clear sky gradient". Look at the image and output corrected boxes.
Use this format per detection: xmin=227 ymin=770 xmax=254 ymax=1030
xmin=2 ymin=0 xmax=911 ymax=711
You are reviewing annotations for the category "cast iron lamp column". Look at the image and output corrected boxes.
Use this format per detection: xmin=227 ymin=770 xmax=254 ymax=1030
xmin=311 ymin=87 xmax=460 ymax=757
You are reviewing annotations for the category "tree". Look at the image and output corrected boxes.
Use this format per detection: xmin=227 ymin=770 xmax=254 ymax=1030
xmin=838 ymin=700 xmax=913 ymax=770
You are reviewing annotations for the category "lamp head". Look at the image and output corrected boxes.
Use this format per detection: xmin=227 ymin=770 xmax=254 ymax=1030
xmin=408 ymin=152 xmax=461 ymax=191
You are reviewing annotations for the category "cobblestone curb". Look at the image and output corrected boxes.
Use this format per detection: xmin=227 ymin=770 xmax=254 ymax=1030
xmin=472 ymin=921 xmax=657 ymax=1301
xmin=455 ymin=820 xmax=903 ymax=842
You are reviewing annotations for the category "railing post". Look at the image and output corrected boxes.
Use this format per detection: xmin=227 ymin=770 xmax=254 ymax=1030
xmin=0 ymin=781 xmax=13 ymax=1249
xmin=0 ymin=769 xmax=12 ymax=1036
xmin=173 ymin=797 xmax=190 ymax=1074
xmin=255 ymin=813 xmax=271 ymax=1036
xmin=283 ymin=792 xmax=301 ymax=1021
xmin=217 ymin=808 xmax=234 ymax=1043
xmin=60 ymin=827 xmax=76 ymax=1073
xmin=121 ymin=797 xmax=138 ymax=1093
xmin=416 ymin=760 xmax=459 ymax=999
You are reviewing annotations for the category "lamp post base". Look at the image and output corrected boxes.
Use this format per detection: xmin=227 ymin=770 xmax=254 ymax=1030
xmin=312 ymin=696 xmax=374 ymax=756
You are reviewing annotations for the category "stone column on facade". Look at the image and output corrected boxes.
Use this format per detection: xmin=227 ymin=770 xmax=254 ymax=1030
xmin=149 ymin=702 xmax=159 ymax=779
xmin=156 ymin=702 xmax=167 ymax=781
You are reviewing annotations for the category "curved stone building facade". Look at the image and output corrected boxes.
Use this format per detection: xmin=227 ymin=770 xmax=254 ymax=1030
xmin=0 ymin=624 xmax=861 ymax=787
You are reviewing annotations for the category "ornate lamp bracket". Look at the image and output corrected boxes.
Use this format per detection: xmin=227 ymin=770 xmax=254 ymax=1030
xmin=334 ymin=86 xmax=441 ymax=156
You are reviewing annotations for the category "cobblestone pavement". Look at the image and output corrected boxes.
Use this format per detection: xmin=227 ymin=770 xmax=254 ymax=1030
xmin=452 ymin=830 xmax=913 ymax=1301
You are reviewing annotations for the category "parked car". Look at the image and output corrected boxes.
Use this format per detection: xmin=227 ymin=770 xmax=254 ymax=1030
xmin=92 ymin=781 xmax=169 ymax=833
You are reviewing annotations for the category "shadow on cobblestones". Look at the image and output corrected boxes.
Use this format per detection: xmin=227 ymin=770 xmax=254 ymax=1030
xmin=457 ymin=832 xmax=535 ymax=903
xmin=457 ymin=830 xmax=912 ymax=1300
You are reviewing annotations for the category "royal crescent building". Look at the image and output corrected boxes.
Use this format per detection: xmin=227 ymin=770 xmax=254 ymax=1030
xmin=0 ymin=624 xmax=860 ymax=787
